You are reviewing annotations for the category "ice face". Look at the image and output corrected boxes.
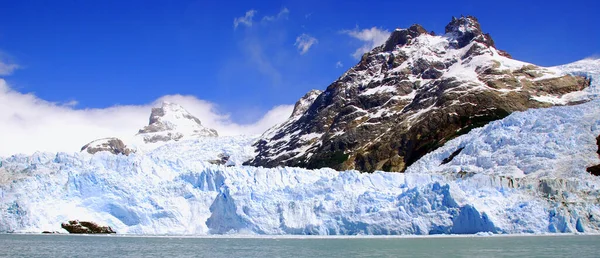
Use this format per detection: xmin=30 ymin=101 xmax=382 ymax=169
xmin=1 ymin=59 xmax=600 ymax=235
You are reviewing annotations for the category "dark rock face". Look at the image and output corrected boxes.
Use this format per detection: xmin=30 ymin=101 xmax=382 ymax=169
xmin=208 ymin=153 xmax=231 ymax=165
xmin=291 ymin=90 xmax=323 ymax=117
xmin=441 ymin=147 xmax=465 ymax=165
xmin=588 ymin=165 xmax=600 ymax=176
xmin=81 ymin=137 xmax=134 ymax=156
xmin=61 ymin=220 xmax=116 ymax=234
xmin=445 ymin=16 xmax=495 ymax=49
xmin=246 ymin=15 xmax=591 ymax=172
xmin=383 ymin=25 xmax=428 ymax=51
xmin=587 ymin=135 xmax=600 ymax=176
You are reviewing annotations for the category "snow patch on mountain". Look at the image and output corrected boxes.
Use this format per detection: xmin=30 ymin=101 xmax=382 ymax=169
xmin=136 ymin=102 xmax=218 ymax=143
xmin=246 ymin=16 xmax=591 ymax=172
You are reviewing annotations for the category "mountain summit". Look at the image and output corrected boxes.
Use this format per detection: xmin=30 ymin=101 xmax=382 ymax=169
xmin=82 ymin=102 xmax=218 ymax=155
xmin=136 ymin=102 xmax=218 ymax=143
xmin=246 ymin=15 xmax=591 ymax=172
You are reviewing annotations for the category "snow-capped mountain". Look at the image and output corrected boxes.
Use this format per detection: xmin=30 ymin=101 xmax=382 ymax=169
xmin=81 ymin=102 xmax=218 ymax=155
xmin=0 ymin=58 xmax=599 ymax=235
xmin=136 ymin=102 xmax=218 ymax=143
xmin=246 ymin=16 xmax=591 ymax=172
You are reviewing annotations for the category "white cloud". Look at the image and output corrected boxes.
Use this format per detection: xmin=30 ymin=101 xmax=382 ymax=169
xmin=294 ymin=34 xmax=318 ymax=55
xmin=0 ymin=79 xmax=293 ymax=156
xmin=0 ymin=60 xmax=19 ymax=76
xmin=234 ymin=10 xmax=257 ymax=29
xmin=335 ymin=61 xmax=343 ymax=68
xmin=262 ymin=7 xmax=289 ymax=22
xmin=342 ymin=27 xmax=390 ymax=59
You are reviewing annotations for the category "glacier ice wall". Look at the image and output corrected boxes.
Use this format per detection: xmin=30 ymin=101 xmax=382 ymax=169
xmin=2 ymin=104 xmax=600 ymax=235
xmin=1 ymin=59 xmax=600 ymax=235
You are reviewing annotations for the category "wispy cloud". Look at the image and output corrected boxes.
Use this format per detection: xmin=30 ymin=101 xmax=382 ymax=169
xmin=335 ymin=61 xmax=343 ymax=68
xmin=0 ymin=79 xmax=293 ymax=156
xmin=342 ymin=27 xmax=390 ymax=59
xmin=244 ymin=39 xmax=283 ymax=84
xmin=233 ymin=10 xmax=257 ymax=29
xmin=262 ymin=7 xmax=289 ymax=22
xmin=0 ymin=60 xmax=20 ymax=76
xmin=294 ymin=34 xmax=318 ymax=55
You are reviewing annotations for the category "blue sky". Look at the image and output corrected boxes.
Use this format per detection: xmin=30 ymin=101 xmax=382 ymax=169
xmin=0 ymin=0 xmax=598 ymax=124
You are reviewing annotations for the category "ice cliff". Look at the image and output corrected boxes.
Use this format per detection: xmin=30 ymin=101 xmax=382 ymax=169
xmin=0 ymin=59 xmax=599 ymax=235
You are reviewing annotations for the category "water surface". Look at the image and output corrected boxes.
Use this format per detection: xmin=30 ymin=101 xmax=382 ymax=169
xmin=1 ymin=234 xmax=598 ymax=257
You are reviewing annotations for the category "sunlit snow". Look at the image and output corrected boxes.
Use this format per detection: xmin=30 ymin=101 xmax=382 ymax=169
xmin=1 ymin=59 xmax=599 ymax=235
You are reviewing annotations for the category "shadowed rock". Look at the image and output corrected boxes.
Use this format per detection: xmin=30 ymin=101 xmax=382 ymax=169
xmin=441 ymin=147 xmax=465 ymax=165
xmin=81 ymin=137 xmax=134 ymax=156
xmin=587 ymin=135 xmax=600 ymax=176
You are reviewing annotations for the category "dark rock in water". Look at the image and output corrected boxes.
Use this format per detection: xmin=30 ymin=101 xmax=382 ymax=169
xmin=61 ymin=220 xmax=116 ymax=234
xmin=81 ymin=137 xmax=134 ymax=156
xmin=441 ymin=147 xmax=465 ymax=165
xmin=41 ymin=231 xmax=59 ymax=234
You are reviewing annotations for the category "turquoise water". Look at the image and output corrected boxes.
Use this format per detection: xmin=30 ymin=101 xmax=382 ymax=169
xmin=1 ymin=234 xmax=599 ymax=257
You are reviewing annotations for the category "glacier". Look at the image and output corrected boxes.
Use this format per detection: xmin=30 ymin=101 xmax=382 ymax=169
xmin=1 ymin=59 xmax=600 ymax=235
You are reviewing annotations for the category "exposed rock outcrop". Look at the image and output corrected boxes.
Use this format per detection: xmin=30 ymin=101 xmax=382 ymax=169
xmin=208 ymin=153 xmax=231 ymax=165
xmin=587 ymin=135 xmax=600 ymax=176
xmin=246 ymin=15 xmax=591 ymax=172
xmin=445 ymin=16 xmax=495 ymax=49
xmin=137 ymin=102 xmax=218 ymax=143
xmin=61 ymin=220 xmax=115 ymax=234
xmin=291 ymin=90 xmax=323 ymax=117
xmin=81 ymin=137 xmax=134 ymax=156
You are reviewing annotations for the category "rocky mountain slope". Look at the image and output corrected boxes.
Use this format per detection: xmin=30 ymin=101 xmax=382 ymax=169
xmin=246 ymin=16 xmax=591 ymax=172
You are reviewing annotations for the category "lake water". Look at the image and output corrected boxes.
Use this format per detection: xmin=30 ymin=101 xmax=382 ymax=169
xmin=1 ymin=234 xmax=599 ymax=257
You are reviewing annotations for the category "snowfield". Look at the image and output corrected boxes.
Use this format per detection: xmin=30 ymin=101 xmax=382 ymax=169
xmin=1 ymin=59 xmax=599 ymax=235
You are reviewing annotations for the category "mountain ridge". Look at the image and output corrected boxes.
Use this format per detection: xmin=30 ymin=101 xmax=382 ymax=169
xmin=246 ymin=15 xmax=591 ymax=172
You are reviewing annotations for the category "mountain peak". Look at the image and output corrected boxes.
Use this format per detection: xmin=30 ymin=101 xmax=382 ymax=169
xmin=291 ymin=90 xmax=322 ymax=117
xmin=246 ymin=15 xmax=591 ymax=172
xmin=382 ymin=24 xmax=429 ymax=52
xmin=444 ymin=15 xmax=495 ymax=48
xmin=445 ymin=15 xmax=481 ymax=34
xmin=146 ymin=102 xmax=203 ymax=127
xmin=136 ymin=102 xmax=218 ymax=143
